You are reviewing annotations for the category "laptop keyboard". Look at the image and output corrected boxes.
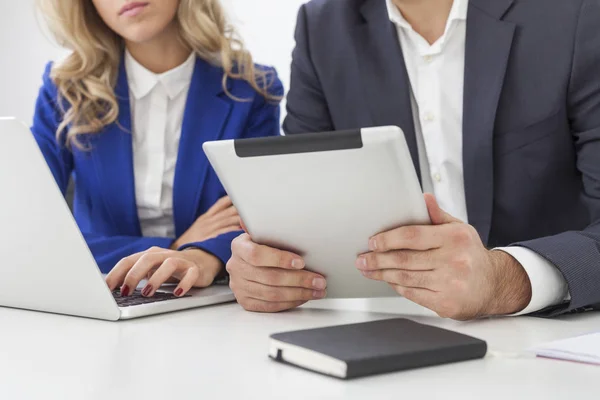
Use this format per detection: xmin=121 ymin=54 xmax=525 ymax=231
xmin=112 ymin=290 xmax=190 ymax=308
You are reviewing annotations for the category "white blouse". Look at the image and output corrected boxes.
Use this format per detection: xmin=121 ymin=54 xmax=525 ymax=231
xmin=125 ymin=50 xmax=195 ymax=238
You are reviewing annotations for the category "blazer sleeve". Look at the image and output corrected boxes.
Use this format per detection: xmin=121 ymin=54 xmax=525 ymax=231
xmin=282 ymin=4 xmax=335 ymax=135
xmin=31 ymin=63 xmax=173 ymax=274
xmin=179 ymin=68 xmax=284 ymax=265
xmin=517 ymin=0 xmax=600 ymax=316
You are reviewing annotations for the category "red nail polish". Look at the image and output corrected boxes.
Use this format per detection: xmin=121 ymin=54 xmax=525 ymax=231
xmin=142 ymin=284 xmax=153 ymax=297
xmin=120 ymin=285 xmax=130 ymax=297
xmin=174 ymin=288 xmax=183 ymax=297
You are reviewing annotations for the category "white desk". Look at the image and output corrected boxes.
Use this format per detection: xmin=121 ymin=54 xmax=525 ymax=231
xmin=0 ymin=298 xmax=597 ymax=400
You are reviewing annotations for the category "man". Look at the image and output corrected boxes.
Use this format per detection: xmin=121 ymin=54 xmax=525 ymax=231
xmin=226 ymin=0 xmax=600 ymax=319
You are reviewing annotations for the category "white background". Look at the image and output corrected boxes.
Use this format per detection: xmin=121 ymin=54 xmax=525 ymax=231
xmin=0 ymin=0 xmax=306 ymax=125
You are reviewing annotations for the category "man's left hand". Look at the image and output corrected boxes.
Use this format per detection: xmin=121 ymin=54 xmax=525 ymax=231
xmin=356 ymin=194 xmax=532 ymax=320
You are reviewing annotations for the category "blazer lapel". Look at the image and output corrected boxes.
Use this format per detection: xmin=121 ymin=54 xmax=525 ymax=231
xmin=172 ymin=58 xmax=233 ymax=236
xmin=463 ymin=0 xmax=515 ymax=244
xmin=352 ymin=0 xmax=421 ymax=181
xmin=90 ymin=59 xmax=141 ymax=236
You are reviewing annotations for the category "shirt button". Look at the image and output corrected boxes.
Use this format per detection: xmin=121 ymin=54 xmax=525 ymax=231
xmin=424 ymin=112 xmax=435 ymax=122
xmin=423 ymin=55 xmax=433 ymax=63
xmin=433 ymin=173 xmax=442 ymax=182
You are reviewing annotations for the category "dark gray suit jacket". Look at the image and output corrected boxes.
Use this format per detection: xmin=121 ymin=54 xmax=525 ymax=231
xmin=283 ymin=0 xmax=600 ymax=316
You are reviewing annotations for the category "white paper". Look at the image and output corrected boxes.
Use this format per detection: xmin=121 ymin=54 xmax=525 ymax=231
xmin=532 ymin=332 xmax=600 ymax=366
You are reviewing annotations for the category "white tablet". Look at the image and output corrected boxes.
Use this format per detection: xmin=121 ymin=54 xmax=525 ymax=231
xmin=203 ymin=126 xmax=430 ymax=298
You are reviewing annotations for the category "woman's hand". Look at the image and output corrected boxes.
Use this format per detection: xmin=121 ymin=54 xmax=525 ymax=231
xmin=171 ymin=196 xmax=241 ymax=249
xmin=106 ymin=247 xmax=223 ymax=297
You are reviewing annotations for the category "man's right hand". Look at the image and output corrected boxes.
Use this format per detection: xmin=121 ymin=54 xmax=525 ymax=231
xmin=227 ymin=234 xmax=327 ymax=312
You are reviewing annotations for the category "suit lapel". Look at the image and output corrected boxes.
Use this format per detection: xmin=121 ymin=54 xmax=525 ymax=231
xmin=352 ymin=0 xmax=421 ymax=181
xmin=90 ymin=59 xmax=141 ymax=236
xmin=463 ymin=0 xmax=515 ymax=244
xmin=172 ymin=58 xmax=232 ymax=236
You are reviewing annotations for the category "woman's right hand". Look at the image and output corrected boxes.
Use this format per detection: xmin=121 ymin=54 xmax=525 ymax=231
xmin=171 ymin=196 xmax=241 ymax=249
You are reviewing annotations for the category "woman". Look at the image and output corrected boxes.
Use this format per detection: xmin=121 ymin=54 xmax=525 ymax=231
xmin=32 ymin=0 xmax=282 ymax=298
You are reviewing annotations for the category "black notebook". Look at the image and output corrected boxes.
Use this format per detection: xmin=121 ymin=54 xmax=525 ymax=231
xmin=269 ymin=318 xmax=487 ymax=379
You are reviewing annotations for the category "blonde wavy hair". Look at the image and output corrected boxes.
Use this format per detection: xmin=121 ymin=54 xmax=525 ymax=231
xmin=37 ymin=0 xmax=277 ymax=147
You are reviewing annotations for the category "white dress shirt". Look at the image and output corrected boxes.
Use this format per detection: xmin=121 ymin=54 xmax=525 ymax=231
xmin=125 ymin=51 xmax=196 ymax=239
xmin=385 ymin=0 xmax=570 ymax=314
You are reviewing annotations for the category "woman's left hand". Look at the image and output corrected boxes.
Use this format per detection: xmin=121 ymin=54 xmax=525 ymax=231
xmin=106 ymin=247 xmax=223 ymax=298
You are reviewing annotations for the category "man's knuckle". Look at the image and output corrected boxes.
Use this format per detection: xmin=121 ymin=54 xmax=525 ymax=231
xmin=450 ymin=253 xmax=471 ymax=272
xmin=246 ymin=245 xmax=261 ymax=266
xmin=451 ymin=225 xmax=474 ymax=246
xmin=231 ymin=236 xmax=242 ymax=252
xmin=403 ymin=226 xmax=420 ymax=242
xmin=228 ymin=279 xmax=236 ymax=292
xmin=393 ymin=251 xmax=409 ymax=266
xmin=264 ymin=289 xmax=283 ymax=302
xmin=262 ymin=270 xmax=280 ymax=286
xmin=225 ymin=259 xmax=235 ymax=274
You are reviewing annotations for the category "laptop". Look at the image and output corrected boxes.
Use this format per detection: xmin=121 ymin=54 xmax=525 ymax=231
xmin=0 ymin=118 xmax=235 ymax=321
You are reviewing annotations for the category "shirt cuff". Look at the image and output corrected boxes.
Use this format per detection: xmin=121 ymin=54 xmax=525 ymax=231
xmin=494 ymin=246 xmax=571 ymax=315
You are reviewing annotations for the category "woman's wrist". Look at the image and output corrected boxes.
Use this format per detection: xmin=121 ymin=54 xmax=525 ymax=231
xmin=184 ymin=248 xmax=224 ymax=285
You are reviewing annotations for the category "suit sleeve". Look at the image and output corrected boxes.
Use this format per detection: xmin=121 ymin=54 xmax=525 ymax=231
xmin=179 ymin=68 xmax=284 ymax=265
xmin=31 ymin=63 xmax=173 ymax=274
xmin=282 ymin=5 xmax=334 ymax=135
xmin=517 ymin=0 xmax=600 ymax=316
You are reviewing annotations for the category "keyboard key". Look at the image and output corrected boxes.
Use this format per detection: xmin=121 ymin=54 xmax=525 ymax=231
xmin=112 ymin=290 xmax=190 ymax=308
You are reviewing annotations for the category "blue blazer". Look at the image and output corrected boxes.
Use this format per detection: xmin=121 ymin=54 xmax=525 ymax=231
xmin=31 ymin=57 xmax=283 ymax=273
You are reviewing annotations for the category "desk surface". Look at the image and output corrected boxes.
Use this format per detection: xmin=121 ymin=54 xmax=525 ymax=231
xmin=0 ymin=298 xmax=597 ymax=400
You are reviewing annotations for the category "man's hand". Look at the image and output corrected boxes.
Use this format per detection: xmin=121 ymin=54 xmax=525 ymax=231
xmin=356 ymin=194 xmax=532 ymax=320
xmin=227 ymin=234 xmax=327 ymax=313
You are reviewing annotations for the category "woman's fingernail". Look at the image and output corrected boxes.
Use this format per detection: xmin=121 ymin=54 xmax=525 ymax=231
xmin=174 ymin=288 xmax=183 ymax=297
xmin=141 ymin=284 xmax=153 ymax=297
xmin=312 ymin=277 xmax=327 ymax=290
xmin=120 ymin=285 xmax=130 ymax=297
xmin=369 ymin=238 xmax=378 ymax=251
xmin=291 ymin=259 xmax=305 ymax=269
xmin=361 ymin=270 xmax=373 ymax=278
xmin=356 ymin=256 xmax=367 ymax=270
xmin=313 ymin=290 xmax=326 ymax=299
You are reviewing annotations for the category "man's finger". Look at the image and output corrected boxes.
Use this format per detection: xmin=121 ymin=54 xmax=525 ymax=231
xmin=391 ymin=284 xmax=439 ymax=310
xmin=361 ymin=269 xmax=437 ymax=290
xmin=369 ymin=224 xmax=454 ymax=253
xmin=237 ymin=297 xmax=306 ymax=313
xmin=234 ymin=258 xmax=326 ymax=290
xmin=231 ymin=234 xmax=304 ymax=269
xmin=234 ymin=279 xmax=326 ymax=303
xmin=424 ymin=193 xmax=462 ymax=225
xmin=357 ymin=250 xmax=439 ymax=271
